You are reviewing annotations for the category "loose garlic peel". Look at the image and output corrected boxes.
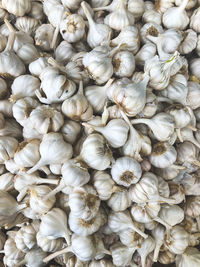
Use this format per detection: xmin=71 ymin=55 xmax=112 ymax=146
xmin=0 ymin=0 xmax=199 ymax=266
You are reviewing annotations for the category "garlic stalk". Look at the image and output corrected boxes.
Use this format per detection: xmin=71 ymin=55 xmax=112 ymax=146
xmin=137 ymin=236 xmax=155 ymax=267
xmin=81 ymin=1 xmax=111 ymax=48
xmin=131 ymin=113 xmax=175 ymax=142
xmin=178 ymin=128 xmax=200 ymax=148
xmin=152 ymin=225 xmax=165 ymax=262
xmin=27 ymin=133 xmax=73 ymax=174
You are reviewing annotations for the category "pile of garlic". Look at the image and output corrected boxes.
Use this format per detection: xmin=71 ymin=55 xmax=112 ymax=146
xmin=0 ymin=0 xmax=200 ymax=266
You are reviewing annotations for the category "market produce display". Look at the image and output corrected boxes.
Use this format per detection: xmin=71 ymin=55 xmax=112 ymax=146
xmin=0 ymin=0 xmax=200 ymax=266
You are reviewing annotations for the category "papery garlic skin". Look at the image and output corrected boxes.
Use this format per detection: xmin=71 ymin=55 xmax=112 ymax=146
xmin=111 ymin=157 xmax=142 ymax=187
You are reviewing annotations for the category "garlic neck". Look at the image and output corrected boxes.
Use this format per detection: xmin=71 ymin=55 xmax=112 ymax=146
xmin=81 ymin=2 xmax=96 ymax=29
xmin=179 ymin=0 xmax=189 ymax=11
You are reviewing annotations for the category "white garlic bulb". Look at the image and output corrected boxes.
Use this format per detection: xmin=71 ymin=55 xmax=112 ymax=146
xmin=149 ymin=142 xmax=177 ymax=168
xmin=15 ymin=16 xmax=39 ymax=35
xmin=29 ymin=105 xmax=64 ymax=134
xmin=93 ymin=171 xmax=115 ymax=200
xmin=62 ymin=81 xmax=93 ymax=121
xmin=137 ymin=236 xmax=155 ymax=267
xmin=69 ymin=185 xmax=100 ymax=220
xmin=29 ymin=57 xmax=49 ymax=77
xmin=36 ymin=231 xmax=63 ymax=253
xmin=179 ymin=29 xmax=197 ymax=55
xmin=55 ymin=41 xmax=75 ymax=65
xmin=40 ymin=208 xmax=71 ymax=245
xmin=190 ymin=59 xmax=200 ymax=80
xmin=128 ymin=0 xmax=145 ymax=19
xmin=190 ymin=7 xmax=200 ymax=33
xmin=111 ymin=156 xmax=142 ymax=187
xmin=135 ymin=43 xmax=156 ymax=67
xmin=131 ymin=113 xmax=175 ymax=142
xmin=35 ymin=24 xmax=55 ymax=51
xmin=61 ymin=119 xmax=81 ymax=144
xmin=107 ymin=186 xmax=131 ymax=211
xmin=0 ymin=136 xmax=18 ymax=164
xmin=15 ymin=223 xmax=37 ymax=252
xmin=176 ymin=247 xmax=200 ymax=267
xmin=60 ymin=14 xmax=85 ymax=43
xmin=27 ymin=133 xmax=73 ymax=174
xmin=113 ymin=50 xmax=135 ymax=77
xmin=162 ymin=0 xmax=190 ymax=30
xmin=80 ymin=133 xmax=113 ymax=171
xmin=110 ymin=242 xmax=136 ymax=266
xmin=2 ymin=0 xmax=31 ymax=16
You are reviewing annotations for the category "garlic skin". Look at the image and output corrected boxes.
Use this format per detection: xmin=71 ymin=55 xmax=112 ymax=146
xmin=128 ymin=0 xmax=145 ymax=19
xmin=55 ymin=41 xmax=75 ymax=65
xmin=110 ymin=242 xmax=136 ymax=266
xmin=60 ymin=14 xmax=85 ymax=43
xmin=40 ymin=208 xmax=71 ymax=245
xmin=2 ymin=0 xmax=31 ymax=16
xmin=62 ymin=81 xmax=93 ymax=122
xmin=61 ymin=120 xmax=81 ymax=144
xmin=35 ymin=24 xmax=55 ymax=51
xmin=143 ymin=9 xmax=162 ymax=25
xmin=111 ymin=26 xmax=140 ymax=54
xmin=69 ymin=185 xmax=100 ymax=220
xmin=186 ymin=82 xmax=200 ymax=110
xmin=190 ymin=7 xmax=200 ymax=33
xmin=0 ymin=34 xmax=7 ymax=52
xmin=135 ymin=43 xmax=156 ymax=67
xmin=137 ymin=236 xmax=155 ymax=267
xmin=176 ymin=247 xmax=200 ymax=267
xmin=118 ymin=224 xmax=144 ymax=248
xmin=10 ymin=75 xmax=40 ymax=102
xmin=159 ymin=250 xmax=176 ymax=265
xmin=81 ymin=1 xmax=111 ymax=49
xmin=29 ymin=57 xmax=49 ymax=77
xmin=29 ymin=105 xmax=64 ymax=134
xmin=111 ymin=157 xmax=142 ymax=187
xmin=93 ymin=171 xmax=115 ymax=200
xmin=140 ymin=22 xmax=163 ymax=44
xmin=113 ymin=50 xmax=135 ymax=77
xmin=14 ymin=139 xmax=40 ymax=168
xmin=149 ymin=142 xmax=177 ymax=168
xmin=162 ymin=0 xmax=189 ymax=30
xmin=27 ymin=133 xmax=73 ymax=174
xmin=165 ymin=226 xmax=189 ymax=255
xmin=36 ymin=231 xmax=63 ymax=253
xmin=0 ymin=172 xmax=14 ymax=192
xmin=0 ymin=78 xmax=7 ymax=99
xmin=80 ymin=133 xmax=113 ymax=171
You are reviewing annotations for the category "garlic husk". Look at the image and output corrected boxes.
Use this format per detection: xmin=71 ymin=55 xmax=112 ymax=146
xmin=80 ymin=133 xmax=113 ymax=171
xmin=81 ymin=1 xmax=112 ymax=49
xmin=40 ymin=207 xmax=71 ymax=245
xmin=111 ymin=156 xmax=142 ymax=187
xmin=27 ymin=133 xmax=73 ymax=174
xmin=131 ymin=113 xmax=175 ymax=142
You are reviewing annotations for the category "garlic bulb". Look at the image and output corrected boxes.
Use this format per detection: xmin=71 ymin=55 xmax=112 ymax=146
xmin=128 ymin=0 xmax=145 ymax=19
xmin=184 ymin=196 xmax=200 ymax=228
xmin=93 ymin=171 xmax=115 ymax=200
xmin=111 ymin=156 xmax=142 ymax=187
xmin=62 ymin=81 xmax=93 ymax=121
xmin=29 ymin=105 xmax=64 ymax=134
xmin=111 ymin=26 xmax=139 ymax=53
xmin=118 ymin=223 xmax=144 ymax=248
xmin=108 ymin=210 xmax=148 ymax=239
xmin=131 ymin=113 xmax=175 ymax=142
xmin=137 ymin=236 xmax=155 ymax=267
xmin=0 ymin=190 xmax=26 ymax=227
xmin=14 ymin=139 xmax=40 ymax=168
xmin=60 ymin=14 xmax=85 ymax=43
xmin=135 ymin=43 xmax=156 ymax=67
xmin=68 ymin=210 xmax=104 ymax=236
xmin=81 ymin=1 xmax=111 ymax=48
xmin=190 ymin=59 xmax=200 ymax=80
xmin=61 ymin=119 xmax=81 ymax=144
xmin=165 ymin=226 xmax=189 ymax=254
xmin=83 ymin=118 xmax=129 ymax=148
xmin=61 ymin=0 xmax=82 ymax=10
xmin=149 ymin=142 xmax=177 ymax=168
xmin=186 ymin=81 xmax=200 ymax=110
xmin=179 ymin=29 xmax=197 ymax=55
xmin=15 ymin=16 xmax=39 ymax=35
xmin=0 ymin=136 xmax=18 ymax=164
xmin=2 ymin=0 xmax=31 ymax=17
xmin=142 ymin=9 xmax=162 ymax=25
xmin=107 ymin=186 xmax=131 ymax=211
xmin=113 ymin=50 xmax=135 ymax=77
xmin=27 ymin=133 xmax=73 ymax=174
xmin=37 ymin=66 xmax=76 ymax=104
xmin=176 ymin=247 xmax=200 ymax=267
xmin=140 ymin=22 xmax=163 ymax=44
xmin=190 ymin=7 xmax=200 ymax=33
xmin=15 ymin=223 xmax=37 ymax=252
xmin=80 ymin=133 xmax=113 ymax=171
xmin=35 ymin=24 xmax=55 ymax=51
xmin=55 ymin=41 xmax=75 ymax=65
xmin=162 ymin=0 xmax=190 ymax=30
xmin=40 ymin=208 xmax=71 ymax=245
xmin=69 ymin=185 xmax=100 ymax=220
xmin=0 ymin=172 xmax=14 ymax=192
xmin=110 ymin=242 xmax=136 ymax=266
xmin=159 ymin=250 xmax=176 ymax=265
xmin=29 ymin=57 xmax=49 ymax=77
xmin=107 ymin=74 xmax=149 ymax=116
xmin=36 ymin=231 xmax=63 ymax=253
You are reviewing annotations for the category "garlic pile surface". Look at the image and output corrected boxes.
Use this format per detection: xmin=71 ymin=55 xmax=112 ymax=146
xmin=0 ymin=0 xmax=200 ymax=266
